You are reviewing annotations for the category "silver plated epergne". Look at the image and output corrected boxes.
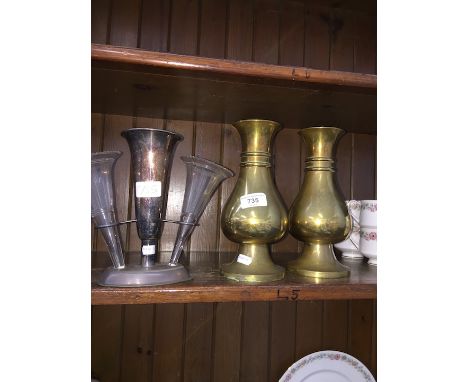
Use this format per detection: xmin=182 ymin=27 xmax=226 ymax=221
xmin=98 ymin=128 xmax=191 ymax=286
xmin=95 ymin=129 xmax=233 ymax=287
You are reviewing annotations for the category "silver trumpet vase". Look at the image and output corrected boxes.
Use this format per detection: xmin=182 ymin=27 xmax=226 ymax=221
xmin=122 ymin=128 xmax=183 ymax=267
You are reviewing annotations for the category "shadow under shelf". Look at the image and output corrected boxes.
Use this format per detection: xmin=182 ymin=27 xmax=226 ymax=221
xmin=92 ymin=44 xmax=377 ymax=134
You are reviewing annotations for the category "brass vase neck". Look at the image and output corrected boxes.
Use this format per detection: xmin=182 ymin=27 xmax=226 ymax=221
xmin=240 ymin=152 xmax=271 ymax=167
xmin=234 ymin=119 xmax=281 ymax=167
xmin=300 ymin=127 xmax=345 ymax=165
xmin=304 ymin=158 xmax=336 ymax=172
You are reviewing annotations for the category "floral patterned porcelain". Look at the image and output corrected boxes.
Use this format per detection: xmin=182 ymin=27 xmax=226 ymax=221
xmin=361 ymin=203 xmax=377 ymax=212
xmin=360 ymin=227 xmax=377 ymax=265
xmin=334 ymin=230 xmax=362 ymax=259
xmin=280 ymin=350 xmax=375 ymax=382
xmin=360 ymin=200 xmax=377 ymax=228
xmin=360 ymin=231 xmax=377 ymax=241
xmin=347 ymin=200 xmax=362 ymax=213
xmin=334 ymin=200 xmax=363 ymax=259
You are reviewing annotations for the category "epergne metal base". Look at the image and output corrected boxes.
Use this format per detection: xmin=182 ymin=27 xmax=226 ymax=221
xmin=98 ymin=263 xmax=191 ymax=287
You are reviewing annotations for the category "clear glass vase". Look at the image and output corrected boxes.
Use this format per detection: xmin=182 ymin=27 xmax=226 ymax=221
xmin=169 ymin=156 xmax=234 ymax=265
xmin=91 ymin=151 xmax=125 ymax=269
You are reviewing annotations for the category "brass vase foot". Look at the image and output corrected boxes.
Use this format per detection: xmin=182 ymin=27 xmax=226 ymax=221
xmin=221 ymin=244 xmax=285 ymax=282
xmin=287 ymin=244 xmax=349 ymax=279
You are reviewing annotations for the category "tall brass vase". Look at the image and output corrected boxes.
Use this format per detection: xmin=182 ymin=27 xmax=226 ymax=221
xmin=221 ymin=120 xmax=288 ymax=282
xmin=288 ymin=127 xmax=351 ymax=278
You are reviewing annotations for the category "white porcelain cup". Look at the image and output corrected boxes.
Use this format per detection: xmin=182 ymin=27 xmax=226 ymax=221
xmin=334 ymin=200 xmax=363 ymax=259
xmin=360 ymin=226 xmax=377 ymax=265
xmin=360 ymin=200 xmax=377 ymax=228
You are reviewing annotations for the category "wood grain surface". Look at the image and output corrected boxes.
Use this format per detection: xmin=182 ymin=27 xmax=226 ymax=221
xmin=183 ymin=303 xmax=214 ymax=381
xmin=139 ymin=0 xmax=171 ymax=52
xmin=152 ymin=304 xmax=185 ymax=382
xmin=92 ymin=43 xmax=376 ymax=90
xmin=269 ymin=301 xmax=296 ymax=381
xmin=295 ymin=301 xmax=323 ymax=359
xmin=92 ymin=65 xmax=376 ymax=134
xmin=120 ymin=305 xmax=155 ymax=382
xmin=240 ymin=302 xmax=270 ymax=382
xmin=211 ymin=302 xmax=243 ymax=382
xmin=92 ymin=299 xmax=376 ymax=382
xmin=91 ymin=305 xmax=124 ymax=382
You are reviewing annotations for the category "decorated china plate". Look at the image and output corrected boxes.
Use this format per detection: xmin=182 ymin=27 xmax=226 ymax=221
xmin=279 ymin=350 xmax=375 ymax=382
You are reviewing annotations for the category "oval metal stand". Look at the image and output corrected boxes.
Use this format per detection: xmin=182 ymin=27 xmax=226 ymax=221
xmin=97 ymin=263 xmax=191 ymax=287
xmin=95 ymin=218 xmax=195 ymax=287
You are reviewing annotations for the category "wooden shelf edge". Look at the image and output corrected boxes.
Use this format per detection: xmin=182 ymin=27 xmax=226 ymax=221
xmin=91 ymin=43 xmax=377 ymax=91
xmin=91 ymin=284 xmax=376 ymax=305
xmin=91 ymin=253 xmax=376 ymax=305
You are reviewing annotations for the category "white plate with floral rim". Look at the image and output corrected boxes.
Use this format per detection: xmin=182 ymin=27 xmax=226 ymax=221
xmin=279 ymin=350 xmax=375 ymax=382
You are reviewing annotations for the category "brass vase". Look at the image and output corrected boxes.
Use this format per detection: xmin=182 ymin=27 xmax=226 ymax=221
xmin=288 ymin=127 xmax=352 ymax=278
xmin=221 ymin=119 xmax=288 ymax=282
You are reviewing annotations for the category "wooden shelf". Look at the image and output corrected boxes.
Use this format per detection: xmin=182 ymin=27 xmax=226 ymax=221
xmin=91 ymin=252 xmax=376 ymax=305
xmin=92 ymin=44 xmax=377 ymax=134
xmin=92 ymin=44 xmax=376 ymax=90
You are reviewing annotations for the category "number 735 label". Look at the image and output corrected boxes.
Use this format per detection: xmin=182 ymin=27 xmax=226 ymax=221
xmin=240 ymin=193 xmax=268 ymax=209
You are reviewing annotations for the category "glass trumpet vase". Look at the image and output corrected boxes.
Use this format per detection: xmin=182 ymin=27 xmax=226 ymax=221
xmin=288 ymin=127 xmax=352 ymax=278
xmin=169 ymin=156 xmax=234 ymax=265
xmin=91 ymin=151 xmax=125 ymax=269
xmin=221 ymin=119 xmax=288 ymax=282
